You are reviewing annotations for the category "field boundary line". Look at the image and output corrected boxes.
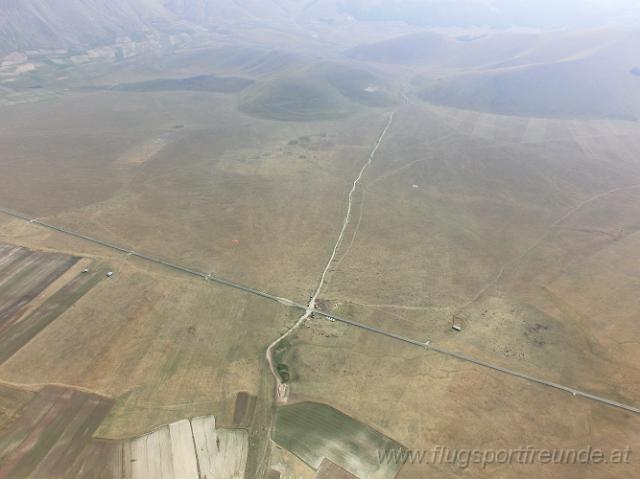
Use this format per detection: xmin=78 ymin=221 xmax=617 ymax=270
xmin=0 ymin=379 xmax=113 ymax=398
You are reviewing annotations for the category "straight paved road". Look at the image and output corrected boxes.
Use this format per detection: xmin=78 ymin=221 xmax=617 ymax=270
xmin=1 ymin=205 xmax=638 ymax=415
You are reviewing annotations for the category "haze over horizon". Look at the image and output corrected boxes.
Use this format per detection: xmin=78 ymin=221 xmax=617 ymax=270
xmin=340 ymin=0 xmax=640 ymax=30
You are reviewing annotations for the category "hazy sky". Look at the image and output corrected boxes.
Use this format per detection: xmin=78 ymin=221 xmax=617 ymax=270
xmin=340 ymin=0 xmax=640 ymax=30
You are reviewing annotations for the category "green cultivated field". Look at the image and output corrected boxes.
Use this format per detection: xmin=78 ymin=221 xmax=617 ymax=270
xmin=273 ymin=402 xmax=404 ymax=479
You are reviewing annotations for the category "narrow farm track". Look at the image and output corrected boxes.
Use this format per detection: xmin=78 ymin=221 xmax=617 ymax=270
xmin=455 ymin=183 xmax=640 ymax=316
xmin=266 ymin=112 xmax=395 ymax=402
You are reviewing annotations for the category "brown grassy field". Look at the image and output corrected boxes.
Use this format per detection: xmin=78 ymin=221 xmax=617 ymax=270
xmin=1 ymin=20 xmax=640 ymax=478
xmin=0 ymin=243 xmax=292 ymax=439
xmin=0 ymin=88 xmax=390 ymax=300
xmin=1 ymin=96 xmax=638 ymax=478
xmin=0 ymin=65 xmax=396 ymax=476
xmin=284 ymin=321 xmax=639 ymax=478
xmin=1 ymin=99 xmax=639 ymax=478
xmin=272 ymin=103 xmax=640 ymax=478
xmin=321 ymin=103 xmax=640 ymax=403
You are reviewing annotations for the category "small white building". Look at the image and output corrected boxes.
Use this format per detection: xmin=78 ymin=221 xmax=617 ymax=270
xmin=106 ymin=272 xmax=113 ymax=277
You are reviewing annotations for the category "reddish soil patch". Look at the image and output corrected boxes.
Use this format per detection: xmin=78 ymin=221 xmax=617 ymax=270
xmin=0 ymin=385 xmax=116 ymax=479
xmin=0 ymin=267 xmax=103 ymax=363
xmin=315 ymin=298 xmax=332 ymax=312
xmin=232 ymin=391 xmax=256 ymax=427
xmin=0 ymin=244 xmax=78 ymax=333
xmin=315 ymin=458 xmax=360 ymax=479
xmin=0 ymin=384 xmax=34 ymax=436
xmin=0 ymin=242 xmax=102 ymax=364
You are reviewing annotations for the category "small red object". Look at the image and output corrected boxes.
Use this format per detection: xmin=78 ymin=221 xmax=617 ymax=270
xmin=232 ymin=239 xmax=240 ymax=246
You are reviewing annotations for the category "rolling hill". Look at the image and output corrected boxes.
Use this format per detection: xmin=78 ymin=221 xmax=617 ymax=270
xmin=349 ymin=28 xmax=640 ymax=119
xmin=239 ymin=76 xmax=355 ymax=121
xmin=239 ymin=62 xmax=394 ymax=121
xmin=417 ymin=30 xmax=640 ymax=119
xmin=0 ymin=0 xmax=350 ymax=57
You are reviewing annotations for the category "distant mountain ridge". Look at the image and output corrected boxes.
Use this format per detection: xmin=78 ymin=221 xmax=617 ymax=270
xmin=0 ymin=0 xmax=346 ymax=57
xmin=349 ymin=28 xmax=640 ymax=120
xmin=0 ymin=0 xmax=173 ymax=56
xmin=2 ymin=0 xmax=640 ymax=59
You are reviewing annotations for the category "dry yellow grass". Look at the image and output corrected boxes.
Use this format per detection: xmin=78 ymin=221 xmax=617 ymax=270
xmin=272 ymin=104 xmax=640 ymax=478
xmin=1 ymin=44 xmax=639 ymax=479
xmin=0 ymin=89 xmax=390 ymax=300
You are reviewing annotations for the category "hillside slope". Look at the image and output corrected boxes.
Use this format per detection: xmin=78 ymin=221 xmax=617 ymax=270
xmin=164 ymin=0 xmax=342 ymax=23
xmin=349 ymin=28 xmax=640 ymax=119
xmin=416 ymin=30 xmax=640 ymax=119
xmin=0 ymin=0 xmax=348 ymax=58
xmin=0 ymin=0 xmax=174 ymax=55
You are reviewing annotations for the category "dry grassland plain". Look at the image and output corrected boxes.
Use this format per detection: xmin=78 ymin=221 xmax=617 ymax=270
xmin=278 ymin=104 xmax=640 ymax=478
xmin=0 ymin=89 xmax=390 ymax=299
xmin=0 ymin=30 xmax=639 ymax=479
xmin=320 ymin=103 xmax=640 ymax=402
